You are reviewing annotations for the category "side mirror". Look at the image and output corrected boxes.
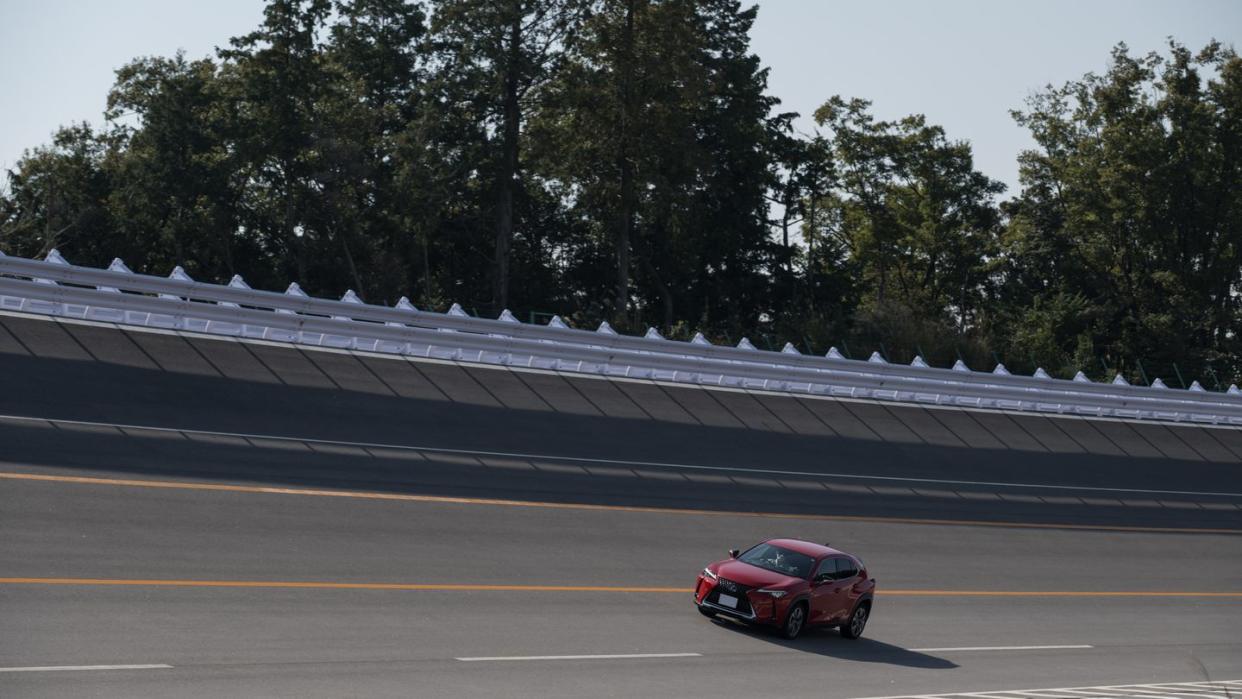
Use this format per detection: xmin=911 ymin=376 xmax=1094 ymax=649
xmin=728 ymin=549 xmax=739 ymax=559
xmin=813 ymin=573 xmax=832 ymax=585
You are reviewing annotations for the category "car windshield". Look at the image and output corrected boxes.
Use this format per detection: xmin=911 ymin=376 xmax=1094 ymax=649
xmin=737 ymin=543 xmax=815 ymax=579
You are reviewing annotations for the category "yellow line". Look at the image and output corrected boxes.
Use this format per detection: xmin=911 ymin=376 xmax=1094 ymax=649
xmin=1 ymin=471 xmax=1239 ymax=535
xmin=0 ymin=578 xmax=686 ymax=593
xmin=0 ymin=578 xmax=1239 ymax=597
xmin=878 ymin=590 xmax=1242 ymax=598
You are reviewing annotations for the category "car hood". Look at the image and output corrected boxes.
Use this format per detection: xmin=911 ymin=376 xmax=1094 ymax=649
xmin=713 ymin=560 xmax=801 ymax=589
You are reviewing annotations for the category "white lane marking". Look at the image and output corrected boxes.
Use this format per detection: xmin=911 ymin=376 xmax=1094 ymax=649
xmin=1036 ymin=691 xmax=1141 ymax=698
xmin=1046 ymin=692 xmax=1135 ymax=697
xmin=1116 ymin=691 xmax=1224 ymax=699
xmin=1115 ymin=685 xmax=1218 ymax=695
xmin=5 ymin=413 xmax=1241 ymax=499
xmin=1011 ymin=692 xmax=1097 ymax=698
xmin=0 ymin=664 xmax=172 ymax=673
xmin=851 ymin=678 xmax=1242 ymax=699
xmin=456 ymin=653 xmax=701 ymax=662
xmin=908 ymin=644 xmax=1093 ymax=653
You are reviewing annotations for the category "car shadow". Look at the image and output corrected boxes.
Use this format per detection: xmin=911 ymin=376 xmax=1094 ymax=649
xmin=707 ymin=617 xmax=958 ymax=669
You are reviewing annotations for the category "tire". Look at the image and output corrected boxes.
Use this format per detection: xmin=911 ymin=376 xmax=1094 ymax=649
xmin=697 ymin=605 xmax=717 ymax=619
xmin=780 ymin=602 xmax=807 ymax=640
xmin=840 ymin=602 xmax=869 ymax=639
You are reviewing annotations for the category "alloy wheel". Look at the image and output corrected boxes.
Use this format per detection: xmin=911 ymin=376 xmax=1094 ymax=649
xmin=786 ymin=605 xmax=805 ymax=637
xmin=850 ymin=606 xmax=868 ymax=636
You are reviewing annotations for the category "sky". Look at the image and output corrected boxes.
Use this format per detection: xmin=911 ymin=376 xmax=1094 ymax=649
xmin=1 ymin=0 xmax=1239 ymax=195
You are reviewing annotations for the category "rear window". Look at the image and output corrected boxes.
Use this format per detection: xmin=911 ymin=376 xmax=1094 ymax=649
xmin=738 ymin=543 xmax=815 ymax=579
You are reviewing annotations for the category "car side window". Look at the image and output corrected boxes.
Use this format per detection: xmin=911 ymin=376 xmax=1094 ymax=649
xmin=835 ymin=557 xmax=858 ymax=580
xmin=814 ymin=558 xmax=837 ymax=581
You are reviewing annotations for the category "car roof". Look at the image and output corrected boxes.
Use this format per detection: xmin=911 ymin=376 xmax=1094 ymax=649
xmin=765 ymin=538 xmax=845 ymax=558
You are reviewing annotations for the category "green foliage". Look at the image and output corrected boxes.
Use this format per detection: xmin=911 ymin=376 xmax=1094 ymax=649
xmin=531 ymin=0 xmax=783 ymax=332
xmin=1 ymin=123 xmax=118 ymax=262
xmin=106 ymin=53 xmax=243 ymax=279
xmin=998 ymin=40 xmax=1242 ymax=385
xmin=0 ymin=7 xmax=1237 ymax=387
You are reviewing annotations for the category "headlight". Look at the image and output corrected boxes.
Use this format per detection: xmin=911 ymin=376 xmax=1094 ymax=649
xmin=702 ymin=567 xmax=718 ymax=580
xmin=756 ymin=588 xmax=787 ymax=598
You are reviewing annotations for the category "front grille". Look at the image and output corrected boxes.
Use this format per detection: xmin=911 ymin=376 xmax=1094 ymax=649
xmin=710 ymin=578 xmax=753 ymax=616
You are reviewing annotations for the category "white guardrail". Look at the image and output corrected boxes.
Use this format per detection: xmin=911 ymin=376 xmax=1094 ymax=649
xmin=1 ymin=249 xmax=1241 ymax=426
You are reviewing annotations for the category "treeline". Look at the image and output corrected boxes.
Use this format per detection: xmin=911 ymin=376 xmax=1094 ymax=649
xmin=1 ymin=1 xmax=1240 ymax=387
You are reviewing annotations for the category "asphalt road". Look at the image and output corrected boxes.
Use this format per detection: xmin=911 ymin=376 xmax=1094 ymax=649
xmin=2 ymin=313 xmax=1241 ymax=698
xmin=2 ymin=472 xmax=1240 ymax=698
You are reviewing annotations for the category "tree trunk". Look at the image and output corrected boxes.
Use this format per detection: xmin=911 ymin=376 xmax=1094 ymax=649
xmin=285 ymin=181 xmax=307 ymax=285
xmin=493 ymin=3 xmax=522 ymax=314
xmin=806 ymin=178 xmax=816 ymax=312
xmin=872 ymin=204 xmax=887 ymax=305
xmin=613 ymin=0 xmax=636 ymax=325
xmin=339 ymin=222 xmax=365 ymax=299
xmin=421 ymin=232 xmax=432 ymax=303
xmin=641 ymin=256 xmax=674 ymax=331
xmin=617 ymin=166 xmax=635 ymax=324
xmin=42 ymin=181 xmax=56 ymax=256
xmin=781 ymin=190 xmax=792 ymax=274
xmin=172 ymin=209 xmax=186 ymax=268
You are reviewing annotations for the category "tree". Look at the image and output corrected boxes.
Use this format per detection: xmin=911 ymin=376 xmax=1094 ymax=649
xmin=810 ymin=97 xmax=1003 ymax=357
xmin=3 ymin=3 xmax=1233 ymax=385
xmin=535 ymin=0 xmax=686 ymax=325
xmin=219 ymin=0 xmax=333 ymax=286
xmin=324 ymin=0 xmax=428 ymax=301
xmin=535 ymin=0 xmax=782 ymax=333
xmin=1000 ymin=41 xmax=1242 ymax=381
xmin=677 ymin=0 xmax=786 ymax=333
xmin=0 ymin=124 xmax=119 ymax=264
xmin=427 ymin=0 xmax=587 ymax=312
xmin=106 ymin=53 xmax=242 ymax=279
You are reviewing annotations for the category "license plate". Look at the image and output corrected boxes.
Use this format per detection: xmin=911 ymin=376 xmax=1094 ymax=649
xmin=717 ymin=593 xmax=738 ymax=609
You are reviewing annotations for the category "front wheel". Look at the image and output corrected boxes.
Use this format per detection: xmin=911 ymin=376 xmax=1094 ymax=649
xmin=840 ymin=603 xmax=869 ymax=639
xmin=781 ymin=603 xmax=807 ymax=639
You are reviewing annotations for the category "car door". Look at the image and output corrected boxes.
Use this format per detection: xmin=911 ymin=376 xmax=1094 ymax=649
xmin=808 ymin=557 xmax=847 ymax=624
xmin=833 ymin=557 xmax=862 ymax=619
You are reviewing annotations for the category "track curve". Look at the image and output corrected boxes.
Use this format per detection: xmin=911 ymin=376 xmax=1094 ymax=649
xmin=1 ymin=312 xmax=1240 ymax=698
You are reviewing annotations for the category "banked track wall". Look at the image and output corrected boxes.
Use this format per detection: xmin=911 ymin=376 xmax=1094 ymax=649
xmin=1 ymin=307 xmax=1240 ymax=532
xmin=2 ymin=250 xmax=1241 ymax=425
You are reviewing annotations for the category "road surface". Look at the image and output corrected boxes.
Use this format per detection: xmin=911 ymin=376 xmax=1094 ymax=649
xmin=1 ymin=312 xmax=1239 ymax=697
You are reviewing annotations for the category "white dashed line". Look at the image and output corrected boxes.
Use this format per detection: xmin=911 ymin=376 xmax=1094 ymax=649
xmin=908 ymin=644 xmax=1093 ymax=652
xmin=851 ymin=678 xmax=1242 ymax=699
xmin=456 ymin=653 xmax=701 ymax=662
xmin=0 ymin=664 xmax=173 ymax=673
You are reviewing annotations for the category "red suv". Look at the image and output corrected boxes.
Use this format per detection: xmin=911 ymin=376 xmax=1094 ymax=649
xmin=694 ymin=538 xmax=875 ymax=640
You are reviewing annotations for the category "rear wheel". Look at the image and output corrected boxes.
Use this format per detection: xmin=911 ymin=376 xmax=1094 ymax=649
xmin=697 ymin=605 xmax=717 ymax=619
xmin=840 ymin=602 xmax=869 ymax=639
xmin=781 ymin=602 xmax=807 ymax=639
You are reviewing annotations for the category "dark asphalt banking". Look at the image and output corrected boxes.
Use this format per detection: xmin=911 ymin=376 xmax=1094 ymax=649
xmin=1 ymin=311 xmax=1240 ymax=698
